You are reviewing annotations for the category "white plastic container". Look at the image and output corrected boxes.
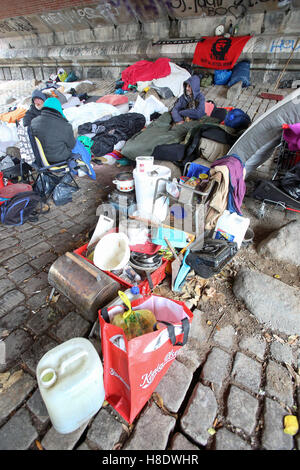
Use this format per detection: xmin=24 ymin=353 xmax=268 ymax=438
xmin=136 ymin=156 xmax=154 ymax=173
xmin=36 ymin=338 xmax=105 ymax=434
xmin=133 ymin=165 xmax=171 ymax=219
xmin=214 ymin=210 xmax=250 ymax=248
xmin=93 ymin=232 xmax=130 ymax=271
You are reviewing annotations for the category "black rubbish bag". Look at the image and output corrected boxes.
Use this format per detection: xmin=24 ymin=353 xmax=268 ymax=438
xmin=279 ymin=163 xmax=300 ymax=201
xmin=33 ymin=172 xmax=60 ymax=199
xmin=52 ymin=174 xmax=78 ymax=206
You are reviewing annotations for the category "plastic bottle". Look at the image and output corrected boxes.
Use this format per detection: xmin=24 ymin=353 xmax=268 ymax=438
xmin=214 ymin=210 xmax=250 ymax=249
xmin=36 ymin=338 xmax=105 ymax=434
xmin=106 ymin=286 xmax=143 ymax=309
xmin=111 ymin=291 xmax=156 ymax=341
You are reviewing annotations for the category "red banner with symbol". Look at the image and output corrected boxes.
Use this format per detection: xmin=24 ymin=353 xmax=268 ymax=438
xmin=192 ymin=35 xmax=252 ymax=70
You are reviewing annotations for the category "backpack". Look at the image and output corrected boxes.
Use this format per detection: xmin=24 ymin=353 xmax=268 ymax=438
xmin=0 ymin=191 xmax=43 ymax=226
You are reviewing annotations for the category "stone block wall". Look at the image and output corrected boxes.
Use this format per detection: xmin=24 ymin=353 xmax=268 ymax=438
xmin=0 ymin=1 xmax=299 ymax=83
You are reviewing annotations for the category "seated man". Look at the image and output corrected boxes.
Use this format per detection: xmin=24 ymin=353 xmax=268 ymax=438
xmin=31 ymin=97 xmax=95 ymax=178
xmin=23 ymin=90 xmax=47 ymax=127
xmin=31 ymin=97 xmax=76 ymax=164
xmin=171 ymin=75 xmax=206 ymax=125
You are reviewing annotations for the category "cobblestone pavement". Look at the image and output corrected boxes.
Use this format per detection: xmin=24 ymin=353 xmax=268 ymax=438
xmin=0 ymin=83 xmax=299 ymax=451
xmin=0 ymin=163 xmax=299 ymax=452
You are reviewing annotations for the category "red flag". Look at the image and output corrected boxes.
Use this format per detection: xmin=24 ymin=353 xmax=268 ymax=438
xmin=193 ymin=36 xmax=252 ymax=70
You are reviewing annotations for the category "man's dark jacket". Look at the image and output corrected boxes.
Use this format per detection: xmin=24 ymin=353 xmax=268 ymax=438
xmin=31 ymin=107 xmax=76 ymax=164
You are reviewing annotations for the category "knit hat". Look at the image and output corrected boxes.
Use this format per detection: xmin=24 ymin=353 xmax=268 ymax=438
xmin=42 ymin=97 xmax=67 ymax=119
xmin=32 ymin=89 xmax=47 ymax=102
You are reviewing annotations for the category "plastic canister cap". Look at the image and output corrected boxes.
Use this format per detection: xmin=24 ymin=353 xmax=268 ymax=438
xmin=40 ymin=368 xmax=57 ymax=388
xmin=130 ymin=286 xmax=140 ymax=295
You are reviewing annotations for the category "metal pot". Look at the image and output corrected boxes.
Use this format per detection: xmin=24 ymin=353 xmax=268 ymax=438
xmin=112 ymin=172 xmax=134 ymax=192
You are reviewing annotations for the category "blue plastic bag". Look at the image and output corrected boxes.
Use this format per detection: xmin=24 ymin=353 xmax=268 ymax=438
xmin=214 ymin=69 xmax=232 ymax=85
xmin=227 ymin=61 xmax=251 ymax=88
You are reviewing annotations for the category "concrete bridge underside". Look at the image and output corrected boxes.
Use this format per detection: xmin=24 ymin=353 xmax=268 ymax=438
xmin=0 ymin=0 xmax=299 ymax=85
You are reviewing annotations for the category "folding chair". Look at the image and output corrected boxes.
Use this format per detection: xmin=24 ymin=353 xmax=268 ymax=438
xmin=26 ymin=126 xmax=90 ymax=202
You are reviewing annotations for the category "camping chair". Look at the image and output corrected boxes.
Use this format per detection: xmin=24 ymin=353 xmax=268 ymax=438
xmin=25 ymin=126 xmax=89 ymax=202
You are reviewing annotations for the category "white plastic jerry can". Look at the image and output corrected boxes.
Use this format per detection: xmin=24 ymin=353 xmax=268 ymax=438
xmin=36 ymin=338 xmax=105 ymax=434
xmin=214 ymin=210 xmax=250 ymax=249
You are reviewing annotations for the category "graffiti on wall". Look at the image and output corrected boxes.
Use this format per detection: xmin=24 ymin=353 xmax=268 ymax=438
xmin=0 ymin=0 xmax=295 ymax=35
xmin=270 ymin=38 xmax=300 ymax=53
xmin=40 ymin=1 xmax=165 ymax=26
xmin=0 ymin=17 xmax=36 ymax=34
xmin=162 ymin=0 xmax=289 ymax=18
xmin=40 ymin=3 xmax=122 ymax=27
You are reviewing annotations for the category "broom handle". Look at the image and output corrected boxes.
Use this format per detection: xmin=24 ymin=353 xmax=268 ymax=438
xmin=274 ymin=37 xmax=300 ymax=91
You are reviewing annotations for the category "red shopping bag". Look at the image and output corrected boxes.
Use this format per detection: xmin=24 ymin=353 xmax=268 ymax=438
xmin=99 ymin=295 xmax=193 ymax=423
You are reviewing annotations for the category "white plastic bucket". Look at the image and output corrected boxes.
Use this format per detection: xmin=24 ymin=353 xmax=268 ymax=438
xmin=133 ymin=165 xmax=171 ymax=219
xmin=93 ymin=232 xmax=130 ymax=271
xmin=36 ymin=338 xmax=105 ymax=434
xmin=214 ymin=210 xmax=250 ymax=248
xmin=136 ymin=156 xmax=154 ymax=173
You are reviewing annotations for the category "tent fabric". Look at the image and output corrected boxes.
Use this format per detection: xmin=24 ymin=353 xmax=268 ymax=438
xmin=121 ymin=58 xmax=171 ymax=91
xmin=228 ymin=88 xmax=300 ymax=175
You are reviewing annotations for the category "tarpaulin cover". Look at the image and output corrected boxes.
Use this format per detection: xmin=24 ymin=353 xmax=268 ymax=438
xmin=121 ymin=59 xmax=171 ymax=91
xmin=192 ymin=36 xmax=252 ymax=70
